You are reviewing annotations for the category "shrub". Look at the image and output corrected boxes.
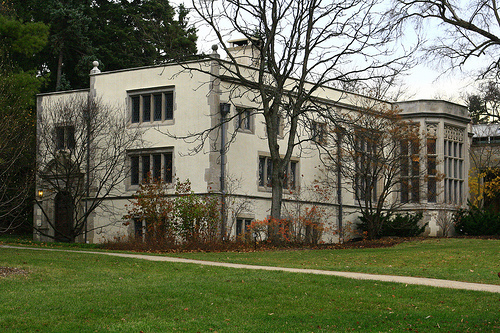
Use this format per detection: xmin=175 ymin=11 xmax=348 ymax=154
xmin=358 ymin=212 xmax=426 ymax=239
xmin=247 ymin=207 xmax=326 ymax=245
xmin=454 ymin=205 xmax=500 ymax=236
xmin=380 ymin=212 xmax=426 ymax=237
xmin=123 ymin=178 xmax=220 ymax=247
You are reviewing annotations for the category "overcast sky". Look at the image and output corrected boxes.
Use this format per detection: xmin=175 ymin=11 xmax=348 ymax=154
xmin=174 ymin=0 xmax=477 ymax=105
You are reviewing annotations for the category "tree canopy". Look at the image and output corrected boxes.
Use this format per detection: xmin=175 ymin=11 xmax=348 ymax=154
xmin=9 ymin=0 xmax=198 ymax=91
xmin=391 ymin=0 xmax=500 ymax=79
xmin=0 ymin=13 xmax=49 ymax=232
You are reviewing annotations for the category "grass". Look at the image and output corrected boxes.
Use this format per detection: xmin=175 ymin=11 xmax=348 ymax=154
xmin=1 ymin=243 xmax=500 ymax=332
xmin=169 ymin=238 xmax=500 ymax=285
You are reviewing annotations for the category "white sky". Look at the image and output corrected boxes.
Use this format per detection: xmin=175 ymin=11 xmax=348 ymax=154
xmin=174 ymin=0 xmax=479 ymax=105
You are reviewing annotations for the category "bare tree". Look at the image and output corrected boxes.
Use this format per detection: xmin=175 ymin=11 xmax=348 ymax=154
xmin=223 ymin=173 xmax=254 ymax=239
xmin=318 ymin=103 xmax=426 ymax=239
xmin=175 ymin=0 xmax=415 ymax=234
xmin=391 ymin=0 xmax=500 ymax=79
xmin=36 ymin=94 xmax=142 ymax=242
xmin=281 ymin=182 xmax=336 ymax=244
xmin=467 ymin=80 xmax=500 ymax=123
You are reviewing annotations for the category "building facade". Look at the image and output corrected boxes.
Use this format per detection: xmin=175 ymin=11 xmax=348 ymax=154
xmin=34 ymin=42 xmax=471 ymax=243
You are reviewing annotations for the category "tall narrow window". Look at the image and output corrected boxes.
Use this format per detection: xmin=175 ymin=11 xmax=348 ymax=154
xmin=141 ymin=155 xmax=150 ymax=182
xmin=355 ymin=131 xmax=378 ymax=202
xmin=131 ymin=156 xmax=140 ymax=185
xmin=444 ymin=125 xmax=465 ymax=204
xmin=131 ymin=96 xmax=140 ymax=123
xmin=427 ymin=137 xmax=437 ymax=202
xmin=165 ymin=91 xmax=174 ymax=120
xmin=400 ymin=138 xmax=420 ymax=203
xmin=164 ymin=152 xmax=173 ymax=183
xmin=153 ymin=94 xmax=162 ymax=121
xmin=143 ymin=95 xmax=151 ymax=122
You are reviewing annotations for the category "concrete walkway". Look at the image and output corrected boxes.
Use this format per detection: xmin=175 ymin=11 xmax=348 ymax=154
xmin=3 ymin=245 xmax=500 ymax=293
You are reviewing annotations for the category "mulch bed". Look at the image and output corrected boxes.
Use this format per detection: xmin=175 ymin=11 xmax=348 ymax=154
xmin=0 ymin=266 xmax=29 ymax=278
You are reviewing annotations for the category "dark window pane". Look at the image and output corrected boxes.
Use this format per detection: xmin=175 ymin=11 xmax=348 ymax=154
xmin=154 ymin=94 xmax=162 ymax=121
xmin=236 ymin=219 xmax=243 ymax=236
xmin=427 ymin=138 xmax=436 ymax=154
xmin=164 ymin=152 xmax=173 ymax=183
xmin=411 ymin=178 xmax=420 ymax=203
xmin=401 ymin=179 xmax=409 ymax=203
xmin=290 ymin=161 xmax=297 ymax=190
xmin=143 ymin=95 xmax=151 ymax=122
xmin=165 ymin=92 xmax=174 ymax=120
xmin=411 ymin=139 xmax=419 ymax=155
xmin=134 ymin=219 xmax=143 ymax=240
xmin=258 ymin=157 xmax=265 ymax=186
xmin=56 ymin=127 xmax=65 ymax=150
xmin=400 ymin=140 xmax=408 ymax=155
xmin=412 ymin=159 xmax=419 ymax=176
xmin=428 ymin=156 xmax=436 ymax=176
xmin=142 ymin=155 xmax=150 ymax=182
xmin=67 ymin=126 xmax=75 ymax=150
xmin=153 ymin=154 xmax=161 ymax=181
xmin=131 ymin=156 xmax=139 ymax=185
xmin=428 ymin=177 xmax=436 ymax=202
xmin=132 ymin=96 xmax=140 ymax=123
xmin=266 ymin=158 xmax=273 ymax=187
xmin=401 ymin=157 xmax=408 ymax=177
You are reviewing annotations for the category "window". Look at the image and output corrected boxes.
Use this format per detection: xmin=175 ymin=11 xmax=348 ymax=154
xmin=400 ymin=139 xmax=420 ymax=203
xmin=129 ymin=150 xmax=173 ymax=185
xmin=444 ymin=133 xmax=464 ymax=204
xmin=355 ymin=131 xmax=378 ymax=202
xmin=55 ymin=125 xmax=75 ymax=150
xmin=236 ymin=107 xmax=254 ymax=132
xmin=427 ymin=137 xmax=437 ymax=202
xmin=236 ymin=218 xmax=252 ymax=237
xmin=258 ymin=156 xmax=298 ymax=190
xmin=134 ymin=218 xmax=145 ymax=240
xmin=130 ymin=90 xmax=174 ymax=124
xmin=311 ymin=121 xmax=327 ymax=144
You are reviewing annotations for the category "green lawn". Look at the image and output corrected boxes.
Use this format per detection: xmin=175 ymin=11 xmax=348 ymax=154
xmin=170 ymin=238 xmax=500 ymax=285
xmin=1 ymin=243 xmax=499 ymax=332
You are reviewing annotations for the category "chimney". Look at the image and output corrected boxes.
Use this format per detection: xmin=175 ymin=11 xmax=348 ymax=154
xmin=226 ymin=38 xmax=261 ymax=67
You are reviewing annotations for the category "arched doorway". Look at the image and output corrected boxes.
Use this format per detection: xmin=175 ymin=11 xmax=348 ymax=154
xmin=54 ymin=191 xmax=73 ymax=242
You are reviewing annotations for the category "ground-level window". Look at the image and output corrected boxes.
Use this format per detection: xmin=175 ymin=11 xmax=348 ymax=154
xmin=129 ymin=150 xmax=173 ymax=185
xmin=134 ymin=218 xmax=145 ymax=240
xmin=236 ymin=218 xmax=253 ymax=239
xmin=258 ymin=156 xmax=298 ymax=190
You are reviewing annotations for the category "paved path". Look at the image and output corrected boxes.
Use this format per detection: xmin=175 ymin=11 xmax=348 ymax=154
xmin=3 ymin=245 xmax=500 ymax=293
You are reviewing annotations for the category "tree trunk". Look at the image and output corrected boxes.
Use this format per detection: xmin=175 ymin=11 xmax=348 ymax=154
xmin=268 ymin=159 xmax=284 ymax=243
xmin=56 ymin=49 xmax=63 ymax=91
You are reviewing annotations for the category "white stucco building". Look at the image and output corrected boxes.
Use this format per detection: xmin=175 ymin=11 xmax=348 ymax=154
xmin=34 ymin=41 xmax=471 ymax=243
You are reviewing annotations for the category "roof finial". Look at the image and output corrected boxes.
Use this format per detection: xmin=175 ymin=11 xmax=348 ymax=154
xmin=90 ymin=61 xmax=101 ymax=74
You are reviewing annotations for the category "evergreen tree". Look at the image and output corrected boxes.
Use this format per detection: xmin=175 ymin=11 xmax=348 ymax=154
xmin=0 ymin=12 xmax=49 ymax=233
xmin=10 ymin=0 xmax=198 ymax=92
